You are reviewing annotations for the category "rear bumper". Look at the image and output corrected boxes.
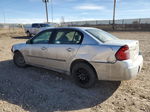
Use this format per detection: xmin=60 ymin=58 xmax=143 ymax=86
xmin=91 ymin=55 xmax=143 ymax=81
xmin=123 ymin=55 xmax=143 ymax=80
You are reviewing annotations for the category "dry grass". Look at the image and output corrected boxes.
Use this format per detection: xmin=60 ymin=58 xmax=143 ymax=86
xmin=0 ymin=28 xmax=150 ymax=112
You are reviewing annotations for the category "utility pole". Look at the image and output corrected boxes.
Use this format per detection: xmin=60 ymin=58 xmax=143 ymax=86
xmin=50 ymin=0 xmax=53 ymax=23
xmin=42 ymin=0 xmax=49 ymax=23
xmin=113 ymin=0 xmax=116 ymax=30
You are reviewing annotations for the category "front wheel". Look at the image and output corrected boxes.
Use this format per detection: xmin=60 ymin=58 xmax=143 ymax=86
xmin=71 ymin=62 xmax=97 ymax=88
xmin=13 ymin=52 xmax=27 ymax=68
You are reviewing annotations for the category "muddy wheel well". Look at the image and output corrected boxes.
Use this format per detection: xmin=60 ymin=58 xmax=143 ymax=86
xmin=70 ymin=59 xmax=97 ymax=78
xmin=14 ymin=50 xmax=20 ymax=54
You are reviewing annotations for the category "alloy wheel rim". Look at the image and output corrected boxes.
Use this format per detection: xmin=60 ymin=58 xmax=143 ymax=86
xmin=75 ymin=68 xmax=90 ymax=84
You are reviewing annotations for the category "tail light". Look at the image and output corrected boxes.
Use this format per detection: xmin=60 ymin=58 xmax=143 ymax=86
xmin=115 ymin=45 xmax=130 ymax=61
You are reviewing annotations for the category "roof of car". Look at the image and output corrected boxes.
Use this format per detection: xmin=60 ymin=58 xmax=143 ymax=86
xmin=32 ymin=23 xmax=49 ymax=25
xmin=44 ymin=27 xmax=97 ymax=31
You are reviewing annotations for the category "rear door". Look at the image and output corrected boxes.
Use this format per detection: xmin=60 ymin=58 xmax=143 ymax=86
xmin=51 ymin=29 xmax=83 ymax=71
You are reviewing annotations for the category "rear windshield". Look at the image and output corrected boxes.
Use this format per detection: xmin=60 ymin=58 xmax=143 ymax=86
xmin=86 ymin=29 xmax=118 ymax=43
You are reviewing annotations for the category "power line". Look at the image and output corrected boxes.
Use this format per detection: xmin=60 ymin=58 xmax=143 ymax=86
xmin=3 ymin=10 xmax=6 ymax=24
xmin=0 ymin=7 xmax=6 ymax=24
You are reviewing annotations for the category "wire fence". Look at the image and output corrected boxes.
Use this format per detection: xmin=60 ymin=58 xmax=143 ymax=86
xmin=1 ymin=18 xmax=150 ymax=31
xmin=0 ymin=24 xmax=24 ymax=34
xmin=62 ymin=18 xmax=150 ymax=31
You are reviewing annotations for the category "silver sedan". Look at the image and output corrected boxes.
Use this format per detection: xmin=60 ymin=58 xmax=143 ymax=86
xmin=11 ymin=27 xmax=143 ymax=88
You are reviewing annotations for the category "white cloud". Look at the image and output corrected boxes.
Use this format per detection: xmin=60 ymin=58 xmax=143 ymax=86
xmin=75 ymin=4 xmax=105 ymax=10
xmin=65 ymin=0 xmax=76 ymax=2
xmin=80 ymin=12 xmax=89 ymax=15
xmin=5 ymin=18 xmax=45 ymax=24
xmin=64 ymin=16 xmax=105 ymax=22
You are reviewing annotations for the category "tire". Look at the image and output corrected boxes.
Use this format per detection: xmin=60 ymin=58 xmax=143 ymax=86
xmin=13 ymin=51 xmax=27 ymax=68
xmin=26 ymin=31 xmax=31 ymax=37
xmin=71 ymin=62 xmax=97 ymax=88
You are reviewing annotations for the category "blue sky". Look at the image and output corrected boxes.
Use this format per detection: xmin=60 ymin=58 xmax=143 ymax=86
xmin=0 ymin=0 xmax=150 ymax=23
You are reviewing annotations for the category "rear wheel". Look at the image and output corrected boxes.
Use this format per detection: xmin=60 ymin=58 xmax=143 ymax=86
xmin=71 ymin=62 xmax=97 ymax=88
xmin=13 ymin=51 xmax=27 ymax=68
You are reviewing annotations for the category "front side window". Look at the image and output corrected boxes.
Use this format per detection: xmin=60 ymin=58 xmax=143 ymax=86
xmin=54 ymin=30 xmax=82 ymax=44
xmin=32 ymin=31 xmax=52 ymax=44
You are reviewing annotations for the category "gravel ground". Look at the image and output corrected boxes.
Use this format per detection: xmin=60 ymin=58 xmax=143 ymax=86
xmin=0 ymin=29 xmax=150 ymax=112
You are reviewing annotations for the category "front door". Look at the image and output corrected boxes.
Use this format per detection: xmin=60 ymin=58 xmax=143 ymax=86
xmin=27 ymin=30 xmax=56 ymax=68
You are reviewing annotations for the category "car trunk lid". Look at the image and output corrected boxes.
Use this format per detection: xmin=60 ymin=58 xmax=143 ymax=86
xmin=105 ymin=39 xmax=139 ymax=61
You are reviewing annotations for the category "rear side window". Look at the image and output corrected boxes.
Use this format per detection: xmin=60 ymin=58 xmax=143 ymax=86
xmin=54 ymin=30 xmax=83 ymax=44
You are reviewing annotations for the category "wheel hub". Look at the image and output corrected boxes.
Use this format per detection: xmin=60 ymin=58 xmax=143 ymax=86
xmin=78 ymin=73 xmax=87 ymax=80
xmin=76 ymin=69 xmax=90 ymax=84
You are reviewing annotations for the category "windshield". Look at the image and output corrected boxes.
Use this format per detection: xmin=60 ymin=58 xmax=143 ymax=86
xmin=40 ymin=24 xmax=51 ymax=27
xmin=86 ymin=29 xmax=118 ymax=43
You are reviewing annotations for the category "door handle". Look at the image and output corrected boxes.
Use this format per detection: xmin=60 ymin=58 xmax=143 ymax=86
xmin=41 ymin=47 xmax=47 ymax=50
xmin=66 ymin=48 xmax=73 ymax=52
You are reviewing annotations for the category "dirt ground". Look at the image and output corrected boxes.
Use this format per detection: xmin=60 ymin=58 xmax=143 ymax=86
xmin=0 ymin=28 xmax=150 ymax=112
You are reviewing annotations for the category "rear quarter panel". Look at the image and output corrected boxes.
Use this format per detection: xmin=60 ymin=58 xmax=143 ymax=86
xmin=72 ymin=44 xmax=121 ymax=64
xmin=67 ymin=44 xmax=120 ymax=71
xmin=67 ymin=44 xmax=124 ymax=79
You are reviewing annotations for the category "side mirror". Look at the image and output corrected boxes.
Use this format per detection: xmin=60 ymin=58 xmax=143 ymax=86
xmin=26 ymin=39 xmax=32 ymax=44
